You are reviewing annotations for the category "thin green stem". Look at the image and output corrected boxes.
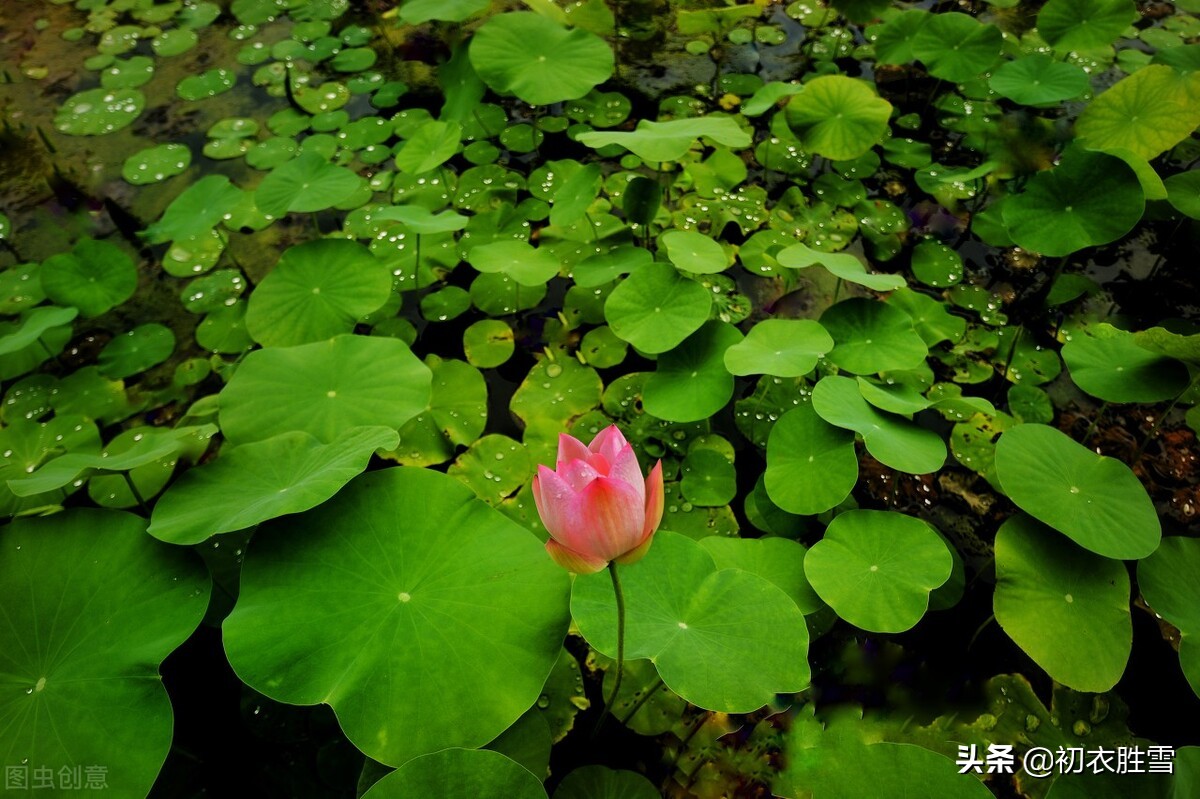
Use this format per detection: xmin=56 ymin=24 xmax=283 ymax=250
xmin=1081 ymin=401 xmax=1108 ymax=445
xmin=620 ymin=675 xmax=665 ymax=726
xmin=1133 ymin=371 xmax=1200 ymax=462
xmin=122 ymin=471 xmax=150 ymax=516
xmin=593 ymin=561 xmax=626 ymax=736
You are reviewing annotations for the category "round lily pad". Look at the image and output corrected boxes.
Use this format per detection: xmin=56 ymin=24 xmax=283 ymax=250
xmin=911 ymin=13 xmax=1002 ymax=83
xmin=643 ymin=321 xmax=743 ymax=423
xmin=254 ymin=152 xmax=364 ymax=217
xmin=989 ymin=55 xmax=1089 ymax=105
xmin=994 ymin=424 xmax=1160 ymax=559
xmin=604 ymin=262 xmax=712 ymax=354
xmin=764 ymin=402 xmax=858 ymax=516
xmin=152 ymin=27 xmax=198 ymax=56
xmin=148 ymin=426 xmax=398 ymax=545
xmin=723 ymin=319 xmax=833 ymax=377
xmin=97 ymin=323 xmax=175 ymax=379
xmin=1002 ymin=147 xmax=1144 ymax=257
xmin=468 ymin=240 xmax=562 ymax=287
xmin=123 ymin=143 xmax=191 ymax=185
xmin=0 ymin=509 xmax=207 ymax=797
xmin=820 ymin=298 xmax=928 ymax=374
xmin=811 ymin=375 xmax=946 ymax=474
xmin=553 ymin=766 xmax=658 ymax=799
xmin=804 ymin=510 xmax=952 ymax=633
xmin=245 ymin=239 xmax=392 ymax=347
xmin=469 ymin=12 xmax=614 ymax=106
xmin=1062 ymin=323 xmax=1189 ymax=402
xmin=143 ymin=175 xmax=243 ymax=245
xmin=699 ymin=535 xmax=823 ymax=614
xmin=395 ymin=120 xmax=462 ymax=174
xmin=463 ymin=319 xmax=515 ymax=368
xmin=661 ymin=230 xmax=729 ymax=274
xmin=40 ymin=237 xmax=137 ymax=317
xmin=100 ymin=55 xmax=154 ymax=89
xmin=223 ymin=467 xmax=571 ymax=766
xmin=1076 ymin=65 xmax=1200 ymax=161
xmin=909 ymin=241 xmax=963 ymax=288
xmin=218 ymin=334 xmax=432 ymax=445
xmin=363 ymin=749 xmax=545 ymax=799
xmin=388 ymin=355 xmax=488 ymax=467
xmin=1038 ymin=0 xmax=1138 ymax=51
xmin=994 ymin=515 xmax=1132 ymax=693
xmin=54 ymin=88 xmax=144 ymax=135
xmin=176 ymin=68 xmax=236 ymax=100
xmin=571 ymin=531 xmax=810 ymax=712
xmin=784 ymin=75 xmax=892 ymax=161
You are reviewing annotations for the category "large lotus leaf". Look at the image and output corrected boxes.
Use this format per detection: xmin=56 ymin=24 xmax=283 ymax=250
xmin=254 ymin=152 xmax=364 ymax=217
xmin=1037 ymin=0 xmax=1138 ymax=51
xmin=811 ymin=376 xmax=946 ymax=474
xmin=363 ymin=749 xmax=545 ymax=799
xmin=0 ymin=306 xmax=78 ymax=356
xmin=571 ymin=531 xmax=809 ymax=712
xmin=142 ymin=175 xmax=243 ymax=244
xmin=604 ymin=262 xmax=712 ymax=353
xmin=911 ymin=13 xmax=1002 ymax=83
xmin=553 ymin=766 xmax=659 ymax=799
xmin=218 ymin=335 xmax=432 ymax=445
xmin=661 ymin=230 xmax=728 ymax=274
xmin=723 ymin=319 xmax=833 ymax=377
xmin=245 ymin=239 xmax=393 ymax=347
xmin=576 ymin=116 xmax=751 ymax=163
xmin=765 ymin=402 xmax=858 ymax=516
xmin=389 ymin=356 xmax=488 ymax=466
xmin=643 ymin=321 xmax=743 ymax=423
xmin=223 ymin=467 xmax=571 ymax=766
xmin=994 ymin=515 xmax=1131 ymax=693
xmin=873 ymin=9 xmax=931 ymax=65
xmin=468 ymin=240 xmax=562 ymax=286
xmin=994 ymin=424 xmax=1160 ymax=559
xmin=97 ymin=323 xmax=175 ymax=379
xmin=1133 ymin=326 xmax=1200 ymax=366
xmin=469 ymin=12 xmax=613 ymax=106
xmin=1164 ymin=171 xmax=1200 ymax=220
xmin=804 ymin=510 xmax=952 ymax=633
xmin=1076 ymin=66 xmax=1200 ymax=161
xmin=1139 ymin=537 xmax=1200 ymax=697
xmin=0 ymin=416 xmax=99 ymax=516
xmin=148 ymin=426 xmax=398 ymax=544
xmin=784 ymin=76 xmax=892 ymax=161
xmin=1002 ymin=147 xmax=1144 ymax=257
xmin=0 ymin=509 xmax=207 ymax=795
xmin=400 ymin=0 xmax=489 ymax=24
xmin=700 ymin=535 xmax=823 ymax=615
xmin=40 ymin=237 xmax=137 ymax=318
xmin=820 ymin=298 xmax=928 ymax=374
xmin=776 ymin=242 xmax=905 ymax=291
xmin=989 ymin=55 xmax=1089 ymax=105
xmin=1062 ymin=322 xmax=1189 ymax=402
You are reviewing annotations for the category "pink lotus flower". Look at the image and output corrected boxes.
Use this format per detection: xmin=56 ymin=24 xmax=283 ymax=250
xmin=531 ymin=425 xmax=664 ymax=574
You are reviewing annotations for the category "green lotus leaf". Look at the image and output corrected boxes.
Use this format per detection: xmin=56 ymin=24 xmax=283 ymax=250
xmin=621 ymin=176 xmax=662 ymax=226
xmin=742 ymin=81 xmax=805 ymax=116
xmin=679 ymin=447 xmax=736 ymax=506
xmin=804 ymin=509 xmax=952 ymax=633
xmin=723 ymin=319 xmax=833 ymax=377
xmin=54 ymin=88 xmax=143 ymax=135
xmin=219 ymin=334 xmax=432 ymax=445
xmin=97 ymin=323 xmax=175 ymax=379
xmin=1076 ymin=65 xmax=1200 ymax=161
xmin=463 ymin=319 xmax=514 ymax=368
xmin=388 ymin=355 xmax=488 ymax=466
xmin=873 ymin=9 xmax=930 ymax=65
xmin=1002 ymin=147 xmax=1144 ymax=257
xmin=820 ymin=298 xmax=928 ymax=374
xmin=176 ymin=67 xmax=236 ymax=100
xmin=765 ymin=402 xmax=858 ymax=516
xmin=1037 ymin=0 xmax=1138 ymax=52
xmin=784 ymin=76 xmax=892 ymax=161
xmin=255 ymin=152 xmax=364 ymax=217
xmin=152 ymin=27 xmax=198 ymax=56
xmin=100 ymin=55 xmax=154 ymax=89
xmin=331 ymin=47 xmax=377 ymax=73
xmin=468 ymin=240 xmax=562 ymax=287
xmin=994 ymin=424 xmax=1160 ymax=559
xmin=401 ymin=0 xmax=489 ymax=23
xmin=572 ymin=531 xmax=810 ymax=712
xmin=887 ymin=288 xmax=967 ymax=346
xmin=363 ymin=749 xmax=545 ymax=799
xmin=908 ymin=241 xmax=963 ymax=288
xmin=142 ymin=175 xmax=243 ymax=244
xmin=0 ymin=416 xmax=99 ymax=515
xmin=245 ymin=239 xmax=393 ymax=347
xmin=553 ymin=766 xmax=658 ymax=799
xmin=0 ymin=509 xmax=207 ymax=796
xmin=395 ymin=120 xmax=462 ymax=174
xmin=1062 ymin=323 xmax=1189 ymax=402
xmin=40 ymin=237 xmax=137 ymax=317
xmin=661 ymin=230 xmax=729 ymax=274
xmin=700 ymin=535 xmax=823 ymax=615
xmin=0 ymin=305 xmax=78 ymax=356
xmin=1164 ymin=171 xmax=1200 ymax=220
xmin=373 ymin=205 xmax=469 ymax=233
xmin=911 ymin=13 xmax=1002 ymax=83
xmin=855 ymin=377 xmax=931 ymax=415
xmin=1133 ymin=326 xmax=1200 ymax=366
xmin=469 ymin=12 xmax=613 ymax=106
xmin=604 ymin=262 xmax=712 ymax=353
xmin=643 ymin=321 xmax=743 ymax=423
xmin=577 ymin=116 xmax=751 ymax=163
xmin=777 ymin=242 xmax=905 ymax=291
xmin=1139 ymin=537 xmax=1200 ymax=696
xmin=994 ymin=515 xmax=1132 ymax=693
xmin=550 ymin=163 xmax=603 ymax=228
xmin=148 ymin=426 xmax=397 ymax=544
xmin=122 ymin=143 xmax=191 ymax=185
xmin=223 ymin=467 xmax=571 ymax=765
xmin=812 ymin=375 xmax=946 ymax=474
xmin=87 ymin=425 xmax=212 ymax=510
xmin=573 ymin=246 xmax=653 ymax=288
xmin=989 ymin=55 xmax=1089 ymax=105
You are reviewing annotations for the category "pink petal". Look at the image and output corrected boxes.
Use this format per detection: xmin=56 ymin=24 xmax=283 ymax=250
xmin=607 ymin=443 xmax=646 ymax=505
xmin=573 ymin=475 xmax=646 ymax=561
xmin=559 ymin=458 xmax=601 ymax=492
xmin=556 ymin=433 xmax=591 ymax=471
xmin=588 ymin=425 xmax=629 ymax=467
xmin=532 ymin=465 xmax=588 ymax=549
xmin=545 ymin=539 xmax=608 ymax=574
xmin=642 ymin=460 xmax=665 ymax=541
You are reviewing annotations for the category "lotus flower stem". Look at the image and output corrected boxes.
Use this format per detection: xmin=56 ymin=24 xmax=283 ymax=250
xmin=1134 ymin=371 xmax=1200 ymax=463
xmin=594 ymin=560 xmax=626 ymax=736
xmin=122 ymin=471 xmax=150 ymax=515
xmin=620 ymin=675 xmax=665 ymax=725
xmin=1081 ymin=401 xmax=1108 ymax=445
